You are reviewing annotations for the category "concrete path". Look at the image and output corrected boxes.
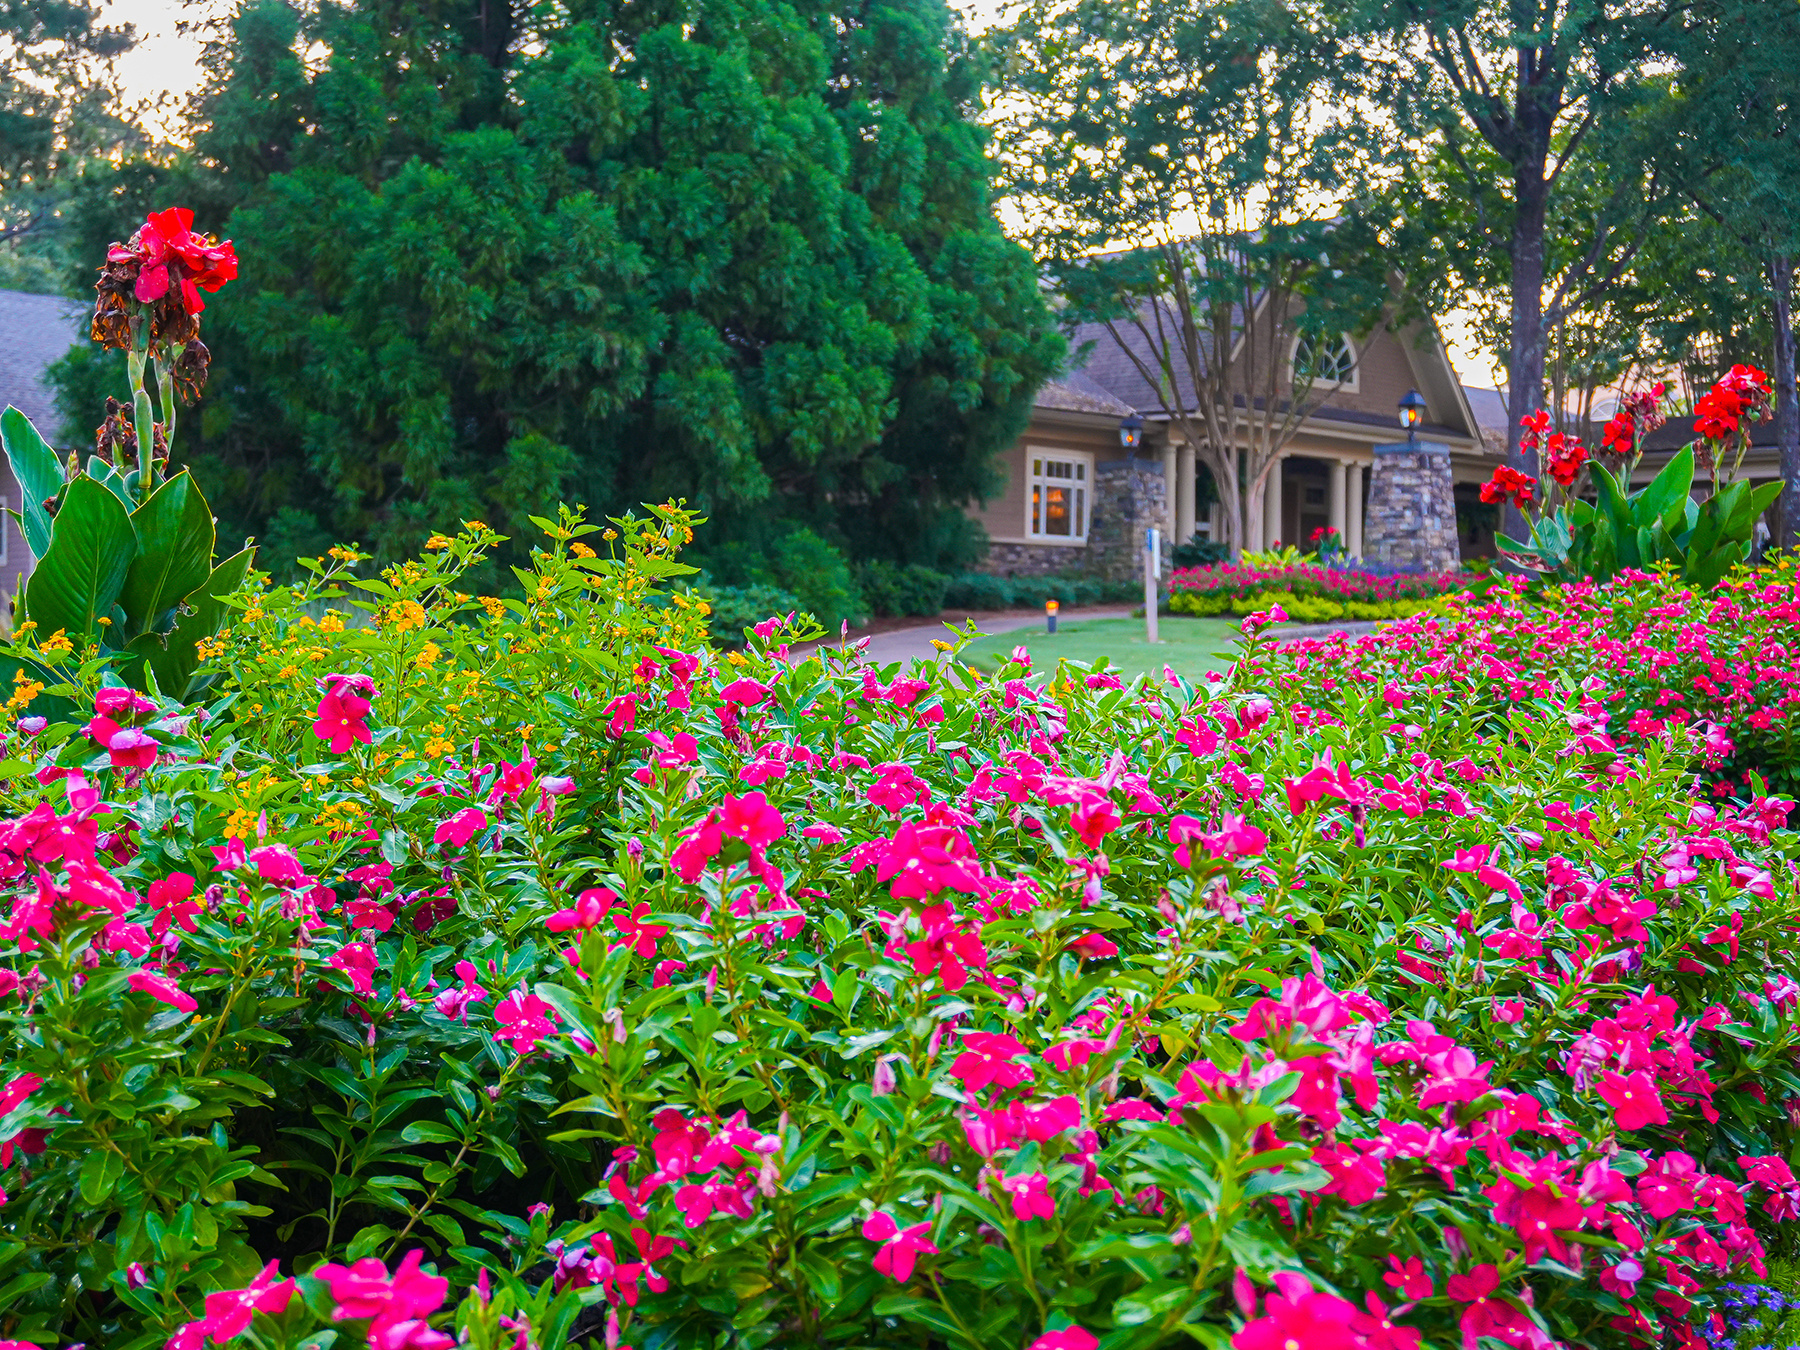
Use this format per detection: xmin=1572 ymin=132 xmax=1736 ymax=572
xmin=817 ymin=607 xmax=1135 ymax=668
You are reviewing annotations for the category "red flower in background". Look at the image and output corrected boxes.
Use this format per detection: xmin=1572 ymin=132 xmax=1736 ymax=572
xmin=110 ymin=208 xmax=239 ymax=316
xmin=1479 ymin=465 xmax=1538 ymax=510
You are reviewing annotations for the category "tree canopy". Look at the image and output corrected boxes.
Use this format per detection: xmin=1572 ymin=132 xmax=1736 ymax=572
xmin=56 ymin=0 xmax=1059 ymax=572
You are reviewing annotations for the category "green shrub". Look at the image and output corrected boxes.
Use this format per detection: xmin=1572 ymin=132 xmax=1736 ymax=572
xmin=943 ymin=571 xmax=1017 ymax=609
xmin=699 ymin=582 xmax=807 ymax=645
xmin=857 ymin=560 xmax=950 ymax=617
xmin=694 ymin=525 xmax=867 ymax=630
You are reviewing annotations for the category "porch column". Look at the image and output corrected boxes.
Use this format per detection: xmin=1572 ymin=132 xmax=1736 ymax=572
xmin=1328 ymin=459 xmax=1349 ymax=542
xmin=1347 ymin=461 xmax=1366 ymax=559
xmin=1176 ymin=442 xmax=1197 ymax=544
xmin=1262 ymin=456 xmax=1284 ymax=550
xmin=1160 ymin=441 xmax=1179 ymax=539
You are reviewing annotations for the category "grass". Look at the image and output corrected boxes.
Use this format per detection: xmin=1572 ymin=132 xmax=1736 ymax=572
xmin=958 ymin=615 xmax=1243 ymax=681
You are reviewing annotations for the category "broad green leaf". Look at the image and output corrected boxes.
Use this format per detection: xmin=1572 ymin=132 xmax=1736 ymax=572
xmin=1632 ymin=446 xmax=1693 ymax=532
xmin=121 ymin=472 xmax=216 ymax=640
xmin=128 ymin=544 xmax=254 ymax=699
xmin=1 ymin=405 xmax=65 ymax=557
xmin=23 ymin=476 xmax=138 ymax=646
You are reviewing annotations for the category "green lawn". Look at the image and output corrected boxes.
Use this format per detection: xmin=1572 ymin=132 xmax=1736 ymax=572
xmin=958 ymin=616 xmax=1243 ymax=681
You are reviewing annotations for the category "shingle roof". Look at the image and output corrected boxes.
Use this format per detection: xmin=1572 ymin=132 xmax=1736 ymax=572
xmin=0 ymin=289 xmax=86 ymax=439
xmin=1035 ymin=369 xmax=1136 ymax=417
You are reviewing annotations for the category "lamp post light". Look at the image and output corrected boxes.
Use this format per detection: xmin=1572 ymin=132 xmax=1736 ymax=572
xmin=1398 ymin=389 xmax=1427 ymax=445
xmin=1117 ymin=412 xmax=1144 ymax=450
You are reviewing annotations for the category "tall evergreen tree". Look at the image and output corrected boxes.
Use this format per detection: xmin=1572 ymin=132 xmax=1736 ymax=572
xmin=59 ymin=0 xmax=1058 ymax=570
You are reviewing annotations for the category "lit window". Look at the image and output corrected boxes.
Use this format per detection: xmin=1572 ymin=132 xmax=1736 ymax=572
xmin=1294 ymin=332 xmax=1358 ymax=388
xmin=1027 ymin=450 xmax=1091 ymax=542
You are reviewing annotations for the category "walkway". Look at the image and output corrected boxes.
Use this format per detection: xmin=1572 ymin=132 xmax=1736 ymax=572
xmin=808 ymin=607 xmax=1135 ymax=667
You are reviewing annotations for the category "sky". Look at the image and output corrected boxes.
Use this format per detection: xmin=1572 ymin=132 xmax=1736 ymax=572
xmin=99 ymin=0 xmax=1500 ymax=391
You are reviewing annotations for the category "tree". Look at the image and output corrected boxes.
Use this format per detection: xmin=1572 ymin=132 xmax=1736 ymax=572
xmin=57 ymin=0 xmax=1058 ymax=573
xmin=1659 ymin=0 xmax=1800 ymax=545
xmin=994 ymin=0 xmax=1400 ymax=556
xmin=1356 ymin=0 xmax=1673 ymax=508
xmin=0 ymin=0 xmax=137 ymax=250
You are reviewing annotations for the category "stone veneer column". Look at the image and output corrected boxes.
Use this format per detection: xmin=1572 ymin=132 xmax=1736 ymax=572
xmin=1362 ymin=441 xmax=1459 ymax=572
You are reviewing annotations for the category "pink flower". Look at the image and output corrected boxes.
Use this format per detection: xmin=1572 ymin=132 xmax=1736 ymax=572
xmin=1597 ymin=1069 xmax=1668 ymax=1131
xmin=862 ymin=1210 xmax=938 ymax=1281
xmin=95 ymin=685 xmax=155 ymax=717
xmin=1028 ymin=1329 xmax=1098 ymax=1350
xmin=329 ymin=943 xmax=379 ymax=997
xmin=1068 ymin=797 xmax=1122 ymax=848
xmin=432 ymin=961 xmax=488 ymax=1021
xmin=433 ymin=808 xmax=488 ymax=848
xmin=719 ymin=792 xmax=785 ymax=849
xmin=314 ymin=1249 xmax=450 ymax=1349
xmin=198 ymin=1261 xmax=295 ymax=1342
xmin=1067 ymin=932 xmax=1118 ymax=960
xmin=948 ymin=1032 xmax=1033 ymax=1094
xmin=1232 ymin=1272 xmax=1363 ymax=1350
xmin=87 ymin=716 xmax=159 ymax=770
xmin=1445 ymin=1264 xmax=1537 ymax=1349
xmin=128 ymin=968 xmax=197 ymax=1012
xmin=719 ymin=678 xmax=771 ymax=707
xmin=546 ymin=886 xmax=616 ymax=932
xmin=312 ymin=674 xmax=377 ymax=753
xmin=493 ymin=988 xmax=560 ymax=1055
xmin=611 ymin=901 xmax=670 ymax=958
xmin=1383 ymin=1255 xmax=1432 ymax=1301
xmin=246 ymin=844 xmax=306 ymax=887
xmin=1003 ymin=1170 xmax=1055 ymax=1221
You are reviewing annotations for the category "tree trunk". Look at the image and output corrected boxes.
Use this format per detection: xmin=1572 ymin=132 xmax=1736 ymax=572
xmin=1772 ymin=252 xmax=1799 ymax=550
xmin=1503 ymin=163 xmax=1552 ymax=546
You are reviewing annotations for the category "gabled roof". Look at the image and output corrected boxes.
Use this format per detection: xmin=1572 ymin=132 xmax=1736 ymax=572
xmin=0 ymin=289 xmax=85 ymax=438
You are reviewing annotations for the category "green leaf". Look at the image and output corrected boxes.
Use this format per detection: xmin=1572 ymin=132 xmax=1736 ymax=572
xmin=78 ymin=1148 xmax=126 ymax=1203
xmin=400 ymin=1120 xmax=464 ymax=1145
xmin=128 ymin=545 xmax=254 ymax=699
xmin=120 ymin=472 xmax=216 ymax=640
xmin=1633 ymin=446 xmax=1693 ymax=532
xmin=23 ymin=476 xmax=139 ymax=646
xmin=1 ymin=406 xmax=65 ymax=558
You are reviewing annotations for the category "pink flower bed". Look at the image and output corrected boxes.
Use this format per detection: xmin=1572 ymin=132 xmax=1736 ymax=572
xmin=0 ymin=555 xmax=1796 ymax=1350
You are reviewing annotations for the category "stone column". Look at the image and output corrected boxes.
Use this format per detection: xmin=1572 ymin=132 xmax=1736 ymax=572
xmin=1363 ymin=441 xmax=1460 ymax=572
xmin=1176 ymin=442 xmax=1197 ymax=544
xmin=1347 ymin=462 xmax=1366 ymax=558
xmin=1261 ymin=457 xmax=1284 ymax=549
xmin=1328 ymin=460 xmax=1348 ymax=541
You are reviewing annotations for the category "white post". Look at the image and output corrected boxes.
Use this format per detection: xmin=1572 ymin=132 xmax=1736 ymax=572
xmin=1347 ymin=462 xmax=1366 ymax=559
xmin=1328 ymin=459 xmax=1348 ymax=544
xmin=1144 ymin=526 xmax=1159 ymax=645
xmin=1176 ymin=442 xmax=1197 ymax=544
xmin=1262 ymin=457 xmax=1284 ymax=551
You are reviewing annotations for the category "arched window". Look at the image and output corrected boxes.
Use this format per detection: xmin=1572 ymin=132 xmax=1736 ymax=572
xmin=1293 ymin=332 xmax=1358 ymax=389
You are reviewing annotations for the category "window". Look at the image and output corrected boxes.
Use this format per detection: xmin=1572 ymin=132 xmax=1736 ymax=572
xmin=1293 ymin=332 xmax=1358 ymax=389
xmin=1027 ymin=450 xmax=1091 ymax=542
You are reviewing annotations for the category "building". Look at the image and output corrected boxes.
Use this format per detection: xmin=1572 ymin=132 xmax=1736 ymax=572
xmin=0 ymin=288 xmax=86 ymax=599
xmin=965 ymin=312 xmax=1504 ymax=576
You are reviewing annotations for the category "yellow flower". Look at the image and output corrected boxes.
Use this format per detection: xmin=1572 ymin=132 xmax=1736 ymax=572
xmin=423 ymin=736 xmax=455 ymax=759
xmin=414 ymin=642 xmax=440 ymax=669
xmin=480 ymin=596 xmax=506 ymax=619
xmin=328 ymin=546 xmax=359 ymax=562
xmin=571 ymin=542 xmax=596 ymax=559
xmin=425 ymin=534 xmax=452 ymax=551
xmin=39 ymin=629 xmax=72 ymax=656
xmin=5 ymin=674 xmax=43 ymax=711
xmin=223 ymin=808 xmax=257 ymax=841
xmin=463 ymin=519 xmax=489 ymax=532
xmin=319 ymin=612 xmax=346 ymax=633
xmin=387 ymin=600 xmax=427 ymax=633
xmin=243 ymin=606 xmax=265 ymax=622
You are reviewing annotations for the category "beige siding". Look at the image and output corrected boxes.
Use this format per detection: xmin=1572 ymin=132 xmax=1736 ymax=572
xmin=970 ymin=423 xmax=1126 ymax=544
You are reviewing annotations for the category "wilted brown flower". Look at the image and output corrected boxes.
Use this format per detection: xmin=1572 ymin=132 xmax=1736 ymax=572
xmin=94 ymin=397 xmax=136 ymax=466
xmin=171 ymin=339 xmax=210 ymax=403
